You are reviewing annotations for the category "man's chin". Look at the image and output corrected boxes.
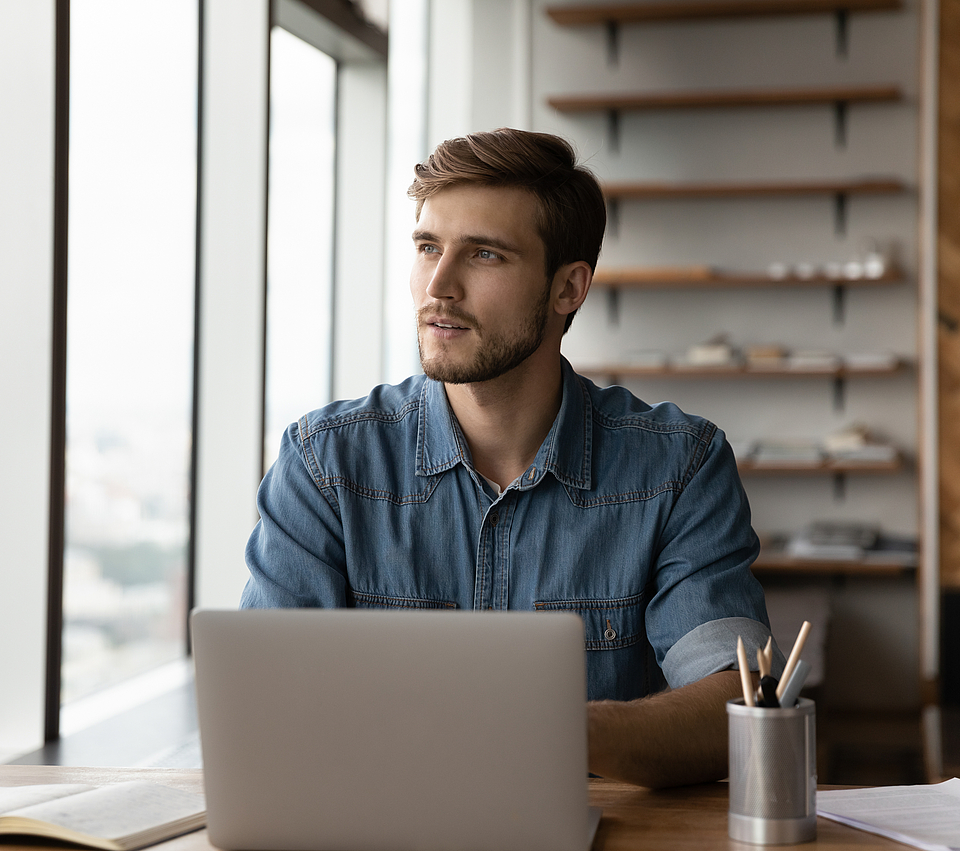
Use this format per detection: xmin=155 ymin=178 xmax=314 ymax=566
xmin=420 ymin=359 xmax=476 ymax=385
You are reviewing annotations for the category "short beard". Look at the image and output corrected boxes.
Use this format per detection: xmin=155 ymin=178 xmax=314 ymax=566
xmin=418 ymin=285 xmax=551 ymax=385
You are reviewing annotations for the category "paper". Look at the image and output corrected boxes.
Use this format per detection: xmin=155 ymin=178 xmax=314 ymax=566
xmin=817 ymin=777 xmax=960 ymax=851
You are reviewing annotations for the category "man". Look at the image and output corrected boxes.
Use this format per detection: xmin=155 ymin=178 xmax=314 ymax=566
xmin=241 ymin=127 xmax=783 ymax=788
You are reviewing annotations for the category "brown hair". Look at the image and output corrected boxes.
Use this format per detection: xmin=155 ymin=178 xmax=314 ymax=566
xmin=408 ymin=128 xmax=606 ymax=332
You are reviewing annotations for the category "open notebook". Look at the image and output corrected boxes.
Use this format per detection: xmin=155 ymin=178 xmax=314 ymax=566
xmin=191 ymin=608 xmax=600 ymax=851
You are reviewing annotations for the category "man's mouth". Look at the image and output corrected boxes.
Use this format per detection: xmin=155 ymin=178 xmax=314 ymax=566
xmin=432 ymin=321 xmax=469 ymax=330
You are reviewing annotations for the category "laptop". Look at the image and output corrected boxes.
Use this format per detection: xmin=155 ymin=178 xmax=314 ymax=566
xmin=190 ymin=608 xmax=601 ymax=851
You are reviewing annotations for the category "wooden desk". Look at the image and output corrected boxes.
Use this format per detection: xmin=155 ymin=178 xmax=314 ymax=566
xmin=0 ymin=765 xmax=903 ymax=850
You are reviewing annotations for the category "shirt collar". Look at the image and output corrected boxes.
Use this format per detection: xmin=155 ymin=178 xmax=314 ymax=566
xmin=415 ymin=358 xmax=593 ymax=491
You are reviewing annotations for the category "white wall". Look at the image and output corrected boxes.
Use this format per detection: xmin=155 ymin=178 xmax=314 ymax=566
xmin=193 ymin=0 xmax=271 ymax=610
xmin=0 ymin=0 xmax=56 ymax=758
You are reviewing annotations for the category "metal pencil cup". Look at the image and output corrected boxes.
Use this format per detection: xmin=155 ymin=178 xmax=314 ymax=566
xmin=727 ymin=697 xmax=817 ymax=845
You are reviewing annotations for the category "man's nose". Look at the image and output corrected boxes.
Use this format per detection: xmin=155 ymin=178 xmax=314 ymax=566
xmin=424 ymin=254 xmax=462 ymax=301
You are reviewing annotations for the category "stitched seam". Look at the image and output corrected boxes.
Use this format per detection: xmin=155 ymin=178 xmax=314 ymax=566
xmin=534 ymin=592 xmax=645 ymax=611
xmin=591 ymin=409 xmax=708 ymax=436
xmin=301 ymin=398 xmax=422 ymax=439
xmin=316 ymin=475 xmax=441 ymax=505
xmin=678 ymin=420 xmax=716 ymax=489
xmin=352 ymin=591 xmax=457 ymax=609
xmin=562 ymin=481 xmax=683 ymax=508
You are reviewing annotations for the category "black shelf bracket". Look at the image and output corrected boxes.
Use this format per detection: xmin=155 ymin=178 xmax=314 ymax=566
xmin=832 ymin=284 xmax=847 ymax=325
xmin=834 ymin=100 xmax=849 ymax=148
xmin=607 ymin=198 xmax=620 ymax=238
xmin=834 ymin=192 xmax=848 ymax=237
xmin=605 ymin=20 xmax=620 ymax=67
xmin=835 ymin=9 xmax=850 ymax=58
xmin=607 ymin=108 xmax=621 ymax=154
xmin=832 ymin=375 xmax=847 ymax=412
xmin=606 ymin=288 xmax=622 ymax=325
xmin=833 ymin=471 xmax=847 ymax=501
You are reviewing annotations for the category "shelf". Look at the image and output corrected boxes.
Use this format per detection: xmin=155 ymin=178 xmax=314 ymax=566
xmin=602 ymin=178 xmax=906 ymax=200
xmin=548 ymin=85 xmax=901 ymax=113
xmin=579 ymin=361 xmax=906 ymax=381
xmin=738 ymin=457 xmax=904 ymax=474
xmin=592 ymin=266 xmax=904 ymax=290
xmin=546 ymin=0 xmax=903 ymax=26
xmin=751 ymin=550 xmax=916 ymax=576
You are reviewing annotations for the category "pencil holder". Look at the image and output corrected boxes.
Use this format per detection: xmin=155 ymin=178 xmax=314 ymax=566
xmin=727 ymin=697 xmax=817 ymax=845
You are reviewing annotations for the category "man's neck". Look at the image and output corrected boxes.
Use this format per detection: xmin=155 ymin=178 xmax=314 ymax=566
xmin=444 ymin=352 xmax=564 ymax=492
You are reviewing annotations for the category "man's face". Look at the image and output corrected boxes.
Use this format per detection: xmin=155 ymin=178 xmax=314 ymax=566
xmin=409 ymin=184 xmax=554 ymax=385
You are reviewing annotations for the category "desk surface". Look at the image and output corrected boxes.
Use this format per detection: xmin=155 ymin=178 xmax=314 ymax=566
xmin=0 ymin=765 xmax=904 ymax=850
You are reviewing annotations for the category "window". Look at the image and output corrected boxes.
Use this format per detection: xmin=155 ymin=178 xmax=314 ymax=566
xmin=264 ymin=26 xmax=338 ymax=467
xmin=62 ymin=0 xmax=198 ymax=706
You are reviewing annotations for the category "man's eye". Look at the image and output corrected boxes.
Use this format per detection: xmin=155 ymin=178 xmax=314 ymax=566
xmin=477 ymin=249 xmax=500 ymax=260
xmin=418 ymin=244 xmax=438 ymax=254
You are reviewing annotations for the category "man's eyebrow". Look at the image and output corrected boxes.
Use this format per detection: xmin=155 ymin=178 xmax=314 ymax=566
xmin=411 ymin=229 xmax=524 ymax=255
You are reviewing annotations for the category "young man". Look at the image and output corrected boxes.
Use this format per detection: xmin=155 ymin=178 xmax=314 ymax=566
xmin=241 ymin=128 xmax=783 ymax=788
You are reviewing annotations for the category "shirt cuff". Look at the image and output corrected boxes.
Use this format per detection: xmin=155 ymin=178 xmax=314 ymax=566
xmin=661 ymin=617 xmax=786 ymax=689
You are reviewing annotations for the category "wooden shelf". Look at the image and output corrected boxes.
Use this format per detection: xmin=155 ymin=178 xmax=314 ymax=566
xmin=548 ymin=85 xmax=901 ymax=113
xmin=592 ymin=266 xmax=904 ymax=289
xmin=751 ymin=550 xmax=916 ymax=576
xmin=603 ymin=178 xmax=906 ymax=200
xmin=738 ymin=457 xmax=904 ymax=474
xmin=546 ymin=0 xmax=903 ymax=26
xmin=579 ymin=361 xmax=906 ymax=380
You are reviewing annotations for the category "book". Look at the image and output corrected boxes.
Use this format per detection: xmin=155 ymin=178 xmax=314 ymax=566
xmin=0 ymin=781 xmax=206 ymax=850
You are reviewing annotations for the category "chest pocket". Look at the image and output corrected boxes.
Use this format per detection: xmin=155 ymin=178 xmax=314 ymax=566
xmin=350 ymin=590 xmax=457 ymax=609
xmin=534 ymin=592 xmax=646 ymax=650
xmin=535 ymin=591 xmax=661 ymax=701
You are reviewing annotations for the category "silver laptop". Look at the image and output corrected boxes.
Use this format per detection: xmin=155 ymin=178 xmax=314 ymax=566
xmin=190 ymin=608 xmax=600 ymax=851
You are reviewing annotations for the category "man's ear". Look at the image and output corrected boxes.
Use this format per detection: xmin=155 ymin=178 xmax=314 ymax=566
xmin=552 ymin=261 xmax=593 ymax=319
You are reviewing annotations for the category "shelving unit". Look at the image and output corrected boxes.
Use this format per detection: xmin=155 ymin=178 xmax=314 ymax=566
xmin=540 ymin=0 xmax=923 ymax=742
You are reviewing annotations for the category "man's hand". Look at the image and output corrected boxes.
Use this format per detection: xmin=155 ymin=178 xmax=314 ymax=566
xmin=587 ymin=669 xmax=750 ymax=788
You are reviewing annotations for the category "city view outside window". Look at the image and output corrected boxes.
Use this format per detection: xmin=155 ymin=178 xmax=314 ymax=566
xmin=62 ymin=0 xmax=198 ymax=705
xmin=264 ymin=27 xmax=337 ymax=469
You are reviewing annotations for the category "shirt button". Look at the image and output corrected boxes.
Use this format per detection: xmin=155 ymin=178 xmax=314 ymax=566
xmin=490 ymin=512 xmax=499 ymax=527
xmin=604 ymin=620 xmax=617 ymax=641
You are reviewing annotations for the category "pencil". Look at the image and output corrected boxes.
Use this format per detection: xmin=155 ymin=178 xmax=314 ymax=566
xmin=737 ymin=635 xmax=755 ymax=706
xmin=757 ymin=647 xmax=769 ymax=679
xmin=776 ymin=620 xmax=812 ymax=700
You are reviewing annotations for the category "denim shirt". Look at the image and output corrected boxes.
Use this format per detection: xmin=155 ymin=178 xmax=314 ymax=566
xmin=241 ymin=359 xmax=782 ymax=701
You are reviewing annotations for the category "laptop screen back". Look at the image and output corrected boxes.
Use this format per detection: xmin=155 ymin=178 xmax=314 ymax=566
xmin=191 ymin=608 xmax=590 ymax=851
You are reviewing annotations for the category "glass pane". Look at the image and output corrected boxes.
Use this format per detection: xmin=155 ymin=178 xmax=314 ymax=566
xmin=265 ymin=27 xmax=337 ymax=468
xmin=63 ymin=0 xmax=198 ymax=705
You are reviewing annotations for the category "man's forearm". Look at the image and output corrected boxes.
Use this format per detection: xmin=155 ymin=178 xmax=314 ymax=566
xmin=587 ymin=669 xmax=748 ymax=788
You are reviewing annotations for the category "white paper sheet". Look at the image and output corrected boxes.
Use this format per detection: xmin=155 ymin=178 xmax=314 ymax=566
xmin=817 ymin=777 xmax=960 ymax=851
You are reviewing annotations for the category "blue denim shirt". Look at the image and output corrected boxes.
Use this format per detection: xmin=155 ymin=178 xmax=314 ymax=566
xmin=241 ymin=359 xmax=782 ymax=701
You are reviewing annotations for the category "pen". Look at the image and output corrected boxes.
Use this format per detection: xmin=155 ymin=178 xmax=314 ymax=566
xmin=777 ymin=658 xmax=811 ymax=708
xmin=759 ymin=676 xmax=779 ymax=708
xmin=776 ymin=620 xmax=812 ymax=700
xmin=736 ymin=635 xmax=755 ymax=706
